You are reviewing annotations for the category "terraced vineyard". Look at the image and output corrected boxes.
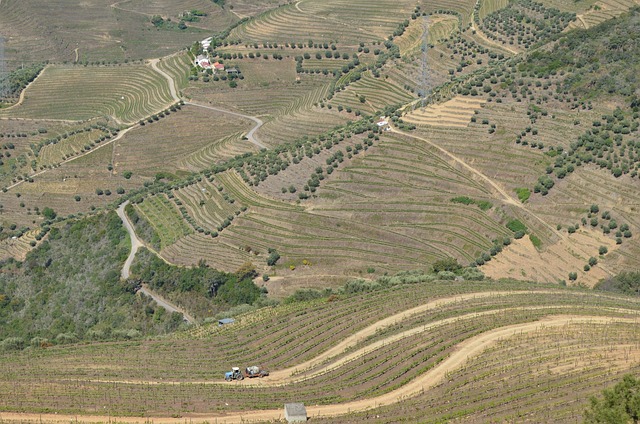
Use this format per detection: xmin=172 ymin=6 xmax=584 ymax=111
xmin=572 ymin=0 xmax=640 ymax=28
xmin=1 ymin=282 xmax=640 ymax=422
xmin=155 ymin=53 xmax=193 ymax=93
xmin=174 ymin=178 xmax=244 ymax=233
xmin=395 ymin=14 xmax=460 ymax=57
xmin=257 ymin=106 xmax=352 ymax=146
xmin=230 ymin=0 xmax=415 ymax=45
xmin=113 ymin=105 xmax=255 ymax=177
xmin=329 ymin=72 xmax=414 ymax=114
xmin=36 ymin=128 xmax=111 ymax=167
xmin=187 ymin=60 xmax=331 ymax=122
xmin=404 ymin=96 xmax=486 ymax=127
xmin=2 ymin=2 xmax=640 ymax=423
xmin=418 ymin=0 xmax=477 ymax=26
xmin=0 ymin=229 xmax=41 ymax=262
xmin=0 ymin=64 xmax=175 ymax=124
xmin=134 ymin=195 xmax=193 ymax=248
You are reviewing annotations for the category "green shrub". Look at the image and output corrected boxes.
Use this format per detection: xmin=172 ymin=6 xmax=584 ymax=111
xmin=507 ymin=219 xmax=527 ymax=233
xmin=515 ymin=187 xmax=531 ymax=203
xmin=529 ymin=234 xmax=541 ymax=249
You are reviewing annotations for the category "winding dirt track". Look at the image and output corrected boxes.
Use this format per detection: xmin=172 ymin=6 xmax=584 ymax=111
xmin=5 ymin=126 xmax=136 ymax=191
xmin=1 ymin=314 xmax=636 ymax=423
xmin=116 ymin=200 xmax=196 ymax=324
xmin=148 ymin=58 xmax=268 ymax=150
xmin=185 ymin=101 xmax=267 ymax=149
xmin=116 ymin=200 xmax=142 ymax=281
xmin=389 ymin=126 xmax=574 ymax=246
xmin=2 ymin=290 xmax=638 ymax=423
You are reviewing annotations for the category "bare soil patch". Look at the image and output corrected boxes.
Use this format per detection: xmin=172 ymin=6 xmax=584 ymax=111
xmin=482 ymin=230 xmax=617 ymax=286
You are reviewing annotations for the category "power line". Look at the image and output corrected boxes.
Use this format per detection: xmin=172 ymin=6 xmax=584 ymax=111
xmin=417 ymin=15 xmax=431 ymax=108
xmin=0 ymin=37 xmax=7 ymax=98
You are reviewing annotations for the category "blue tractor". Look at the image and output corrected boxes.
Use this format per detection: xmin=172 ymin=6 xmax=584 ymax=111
xmin=225 ymin=367 xmax=244 ymax=381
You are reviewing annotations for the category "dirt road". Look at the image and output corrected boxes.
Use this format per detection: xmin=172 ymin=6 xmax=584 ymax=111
xmin=389 ymin=126 xmax=563 ymax=239
xmin=149 ymin=58 xmax=179 ymax=101
xmin=6 ymin=125 xmax=136 ymax=191
xmin=116 ymin=200 xmax=142 ymax=280
xmin=116 ymin=200 xmax=195 ymax=324
xmin=138 ymin=284 xmax=196 ymax=324
xmin=1 ymin=314 xmax=635 ymax=423
xmin=185 ymin=101 xmax=267 ymax=149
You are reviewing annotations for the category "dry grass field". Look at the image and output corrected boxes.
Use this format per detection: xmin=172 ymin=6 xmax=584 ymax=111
xmin=404 ymin=96 xmax=487 ymax=127
xmin=112 ymin=104 xmax=257 ymax=177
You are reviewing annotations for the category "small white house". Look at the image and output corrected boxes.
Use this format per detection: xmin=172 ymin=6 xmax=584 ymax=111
xmin=195 ymin=55 xmax=211 ymax=69
xmin=376 ymin=119 xmax=389 ymax=128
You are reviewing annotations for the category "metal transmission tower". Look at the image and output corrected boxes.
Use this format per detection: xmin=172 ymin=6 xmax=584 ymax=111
xmin=0 ymin=37 xmax=7 ymax=99
xmin=417 ymin=15 xmax=431 ymax=108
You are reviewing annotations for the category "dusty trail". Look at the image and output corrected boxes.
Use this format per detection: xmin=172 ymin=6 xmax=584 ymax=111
xmin=116 ymin=200 xmax=195 ymax=324
xmin=6 ymin=125 xmax=135 ymax=191
xmin=0 ymin=65 xmax=48 ymax=111
xmin=138 ymin=284 xmax=195 ymax=324
xmin=117 ymin=200 xmax=142 ymax=281
xmin=149 ymin=58 xmax=179 ymax=101
xmin=148 ymin=57 xmax=268 ymax=150
xmin=1 ymin=314 xmax=636 ymax=423
xmin=185 ymin=101 xmax=267 ymax=149
xmin=389 ymin=126 xmax=563 ymax=239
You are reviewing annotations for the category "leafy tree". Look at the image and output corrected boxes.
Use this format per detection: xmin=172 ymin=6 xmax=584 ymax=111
xmin=41 ymin=207 xmax=56 ymax=220
xmin=267 ymin=248 xmax=280 ymax=266
xmin=585 ymin=375 xmax=640 ymax=423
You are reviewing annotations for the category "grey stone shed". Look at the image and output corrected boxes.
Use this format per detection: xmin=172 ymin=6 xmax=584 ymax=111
xmin=284 ymin=403 xmax=307 ymax=422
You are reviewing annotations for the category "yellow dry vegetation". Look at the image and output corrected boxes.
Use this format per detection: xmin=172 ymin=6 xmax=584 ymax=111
xmin=403 ymin=96 xmax=487 ymax=127
xmin=481 ymin=229 xmax=617 ymax=286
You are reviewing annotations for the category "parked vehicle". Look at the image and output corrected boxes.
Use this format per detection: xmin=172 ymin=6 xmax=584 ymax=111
xmin=224 ymin=367 xmax=244 ymax=381
xmin=245 ymin=365 xmax=269 ymax=378
xmin=224 ymin=366 xmax=269 ymax=381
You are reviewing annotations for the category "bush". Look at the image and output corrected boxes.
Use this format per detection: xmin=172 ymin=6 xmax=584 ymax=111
xmin=507 ymin=219 xmax=527 ymax=233
xmin=437 ymin=271 xmax=457 ymax=280
xmin=432 ymin=257 xmax=461 ymax=273
xmin=461 ymin=267 xmax=485 ymax=281
xmin=266 ymin=249 xmax=280 ymax=266
xmin=0 ymin=337 xmax=25 ymax=351
xmin=42 ymin=207 xmax=56 ymax=220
